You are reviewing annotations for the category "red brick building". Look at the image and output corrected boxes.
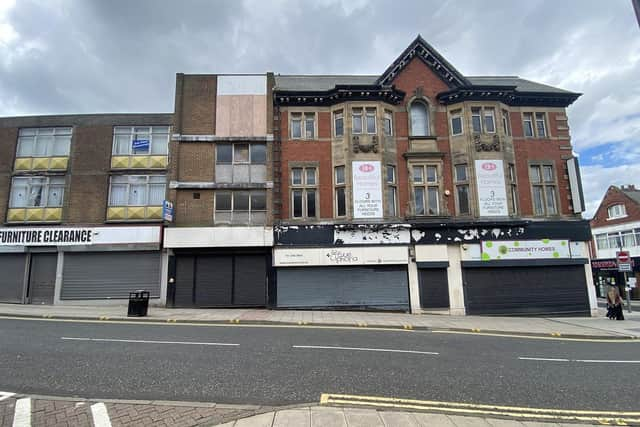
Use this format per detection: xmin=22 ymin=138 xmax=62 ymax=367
xmin=271 ymin=36 xmax=595 ymax=316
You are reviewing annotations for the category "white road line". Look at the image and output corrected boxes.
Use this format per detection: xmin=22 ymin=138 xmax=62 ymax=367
xmin=90 ymin=402 xmax=112 ymax=427
xmin=61 ymin=337 xmax=239 ymax=346
xmin=0 ymin=391 xmax=15 ymax=402
xmin=520 ymin=356 xmax=640 ymax=364
xmin=292 ymin=345 xmax=439 ymax=355
xmin=12 ymin=397 xmax=30 ymax=427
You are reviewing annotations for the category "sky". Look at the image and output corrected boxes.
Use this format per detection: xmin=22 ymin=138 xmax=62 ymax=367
xmin=0 ymin=0 xmax=638 ymax=218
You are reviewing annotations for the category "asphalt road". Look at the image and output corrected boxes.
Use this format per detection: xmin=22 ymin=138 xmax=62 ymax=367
xmin=0 ymin=317 xmax=639 ymax=411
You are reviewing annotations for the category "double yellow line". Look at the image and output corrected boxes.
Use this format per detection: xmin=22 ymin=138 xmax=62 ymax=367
xmin=320 ymin=393 xmax=640 ymax=425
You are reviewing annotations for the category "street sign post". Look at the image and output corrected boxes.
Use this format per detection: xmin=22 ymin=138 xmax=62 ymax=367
xmin=617 ymin=251 xmax=633 ymax=313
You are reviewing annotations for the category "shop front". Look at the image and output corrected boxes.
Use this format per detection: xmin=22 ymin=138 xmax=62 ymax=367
xmin=0 ymin=226 xmax=164 ymax=305
xmin=591 ymin=257 xmax=640 ymax=299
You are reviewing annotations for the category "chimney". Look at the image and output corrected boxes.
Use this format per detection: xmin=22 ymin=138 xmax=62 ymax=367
xmin=622 ymin=184 xmax=637 ymax=191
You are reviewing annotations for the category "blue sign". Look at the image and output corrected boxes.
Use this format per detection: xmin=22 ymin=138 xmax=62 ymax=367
xmin=162 ymin=200 xmax=174 ymax=222
xmin=132 ymin=139 xmax=150 ymax=151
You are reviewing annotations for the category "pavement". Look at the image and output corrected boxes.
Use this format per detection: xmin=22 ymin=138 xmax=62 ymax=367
xmin=0 ymin=301 xmax=639 ymax=339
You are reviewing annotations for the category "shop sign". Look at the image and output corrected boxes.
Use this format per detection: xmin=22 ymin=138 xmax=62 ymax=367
xmin=475 ymin=159 xmax=508 ymax=217
xmin=0 ymin=226 xmax=160 ymax=247
xmin=334 ymin=226 xmax=410 ymax=245
xmin=162 ymin=200 xmax=174 ymax=222
xmin=352 ymin=161 xmax=382 ymax=219
xmin=481 ymin=239 xmax=570 ymax=260
xmin=592 ymin=259 xmax=636 ymax=271
xmin=274 ymin=246 xmax=408 ymax=267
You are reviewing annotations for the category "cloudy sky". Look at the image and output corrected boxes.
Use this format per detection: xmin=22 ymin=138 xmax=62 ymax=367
xmin=0 ymin=0 xmax=638 ymax=217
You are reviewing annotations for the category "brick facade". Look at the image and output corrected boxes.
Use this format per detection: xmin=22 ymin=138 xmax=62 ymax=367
xmin=591 ymin=185 xmax=640 ymax=228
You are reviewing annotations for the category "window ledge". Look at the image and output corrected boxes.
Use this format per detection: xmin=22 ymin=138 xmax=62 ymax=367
xmin=606 ymin=215 xmax=628 ymax=221
xmin=403 ymin=151 xmax=446 ymax=159
xmin=409 ymin=135 xmax=437 ymax=140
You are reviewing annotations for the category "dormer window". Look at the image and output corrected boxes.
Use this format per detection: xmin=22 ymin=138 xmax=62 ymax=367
xmin=410 ymin=102 xmax=430 ymax=136
xmin=608 ymin=204 xmax=627 ymax=219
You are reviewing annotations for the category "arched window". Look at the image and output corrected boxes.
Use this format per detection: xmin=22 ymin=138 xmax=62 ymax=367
xmin=410 ymin=102 xmax=430 ymax=136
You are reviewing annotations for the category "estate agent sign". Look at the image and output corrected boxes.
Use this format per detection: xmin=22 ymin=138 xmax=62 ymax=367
xmin=352 ymin=161 xmax=383 ymax=219
xmin=475 ymin=159 xmax=508 ymax=216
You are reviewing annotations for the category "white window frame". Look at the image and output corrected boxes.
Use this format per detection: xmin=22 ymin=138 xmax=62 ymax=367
xmin=386 ymin=164 xmax=397 ymax=217
xmin=523 ymin=113 xmax=534 ymax=137
xmin=454 ymin=164 xmax=470 ymax=215
xmin=529 ymin=164 xmax=558 ymax=216
xmin=502 ymin=109 xmax=511 ymax=136
xmin=335 ymin=165 xmax=346 ymax=217
xmin=508 ymin=163 xmax=518 ymax=214
xmin=16 ymin=127 xmax=72 ymax=158
xmin=535 ymin=112 xmax=547 ymax=138
xmin=9 ymin=176 xmax=66 ymax=208
xmin=112 ymin=126 xmax=169 ymax=156
xmin=471 ymin=107 xmax=482 ymax=133
xmin=334 ymin=110 xmax=344 ymax=137
xmin=607 ymin=204 xmax=627 ymax=219
xmin=410 ymin=101 xmax=430 ymax=137
xmin=383 ymin=110 xmax=393 ymax=136
xmin=483 ymin=108 xmax=496 ymax=133
xmin=291 ymin=167 xmax=318 ymax=219
xmin=108 ymin=175 xmax=166 ymax=207
xmin=352 ymin=108 xmax=363 ymax=134
xmin=365 ymin=107 xmax=377 ymax=134
xmin=412 ymin=164 xmax=440 ymax=216
xmin=450 ymin=109 xmax=463 ymax=136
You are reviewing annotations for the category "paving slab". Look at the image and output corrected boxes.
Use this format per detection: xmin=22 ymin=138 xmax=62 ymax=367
xmin=234 ymin=411 xmax=275 ymax=427
xmin=412 ymin=412 xmax=459 ymax=427
xmin=272 ymin=408 xmax=311 ymax=427
xmin=310 ymin=406 xmax=347 ymax=427
xmin=343 ymin=408 xmax=385 ymax=427
xmin=448 ymin=414 xmax=495 ymax=427
xmin=378 ymin=411 xmax=420 ymax=427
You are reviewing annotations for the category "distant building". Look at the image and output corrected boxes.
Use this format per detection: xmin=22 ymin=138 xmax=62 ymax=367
xmin=0 ymin=36 xmax=598 ymax=316
xmin=589 ymin=184 xmax=640 ymax=299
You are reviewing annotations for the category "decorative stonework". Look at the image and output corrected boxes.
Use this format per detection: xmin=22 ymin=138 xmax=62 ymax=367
xmin=352 ymin=135 xmax=379 ymax=153
xmin=474 ymin=134 xmax=501 ymax=152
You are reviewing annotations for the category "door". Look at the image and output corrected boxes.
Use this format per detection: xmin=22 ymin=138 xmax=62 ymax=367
xmin=463 ymin=265 xmax=590 ymax=316
xmin=277 ymin=266 xmax=409 ymax=311
xmin=28 ymin=253 xmax=57 ymax=304
xmin=0 ymin=254 xmax=27 ymax=303
xmin=419 ymin=268 xmax=449 ymax=309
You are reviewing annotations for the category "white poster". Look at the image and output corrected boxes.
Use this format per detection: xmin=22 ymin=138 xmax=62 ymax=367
xmin=475 ymin=159 xmax=508 ymax=216
xmin=0 ymin=226 xmax=160 ymax=247
xmin=481 ymin=239 xmax=571 ymax=260
xmin=273 ymin=246 xmax=408 ymax=267
xmin=352 ymin=161 xmax=383 ymax=219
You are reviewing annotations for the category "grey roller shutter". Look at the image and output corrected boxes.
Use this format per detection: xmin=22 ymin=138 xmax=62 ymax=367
xmin=463 ymin=266 xmax=589 ymax=316
xmin=419 ymin=268 xmax=449 ymax=309
xmin=277 ymin=266 xmax=409 ymax=310
xmin=0 ymin=254 xmax=26 ymax=303
xmin=195 ymin=256 xmax=232 ymax=307
xmin=174 ymin=255 xmax=194 ymax=307
xmin=29 ymin=253 xmax=57 ymax=305
xmin=62 ymin=252 xmax=161 ymax=299
xmin=234 ymin=255 xmax=266 ymax=306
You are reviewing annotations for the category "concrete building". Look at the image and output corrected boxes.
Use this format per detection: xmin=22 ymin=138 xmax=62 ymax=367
xmin=0 ymin=114 xmax=172 ymax=306
xmin=589 ymin=184 xmax=640 ymax=299
xmin=271 ymin=36 xmax=595 ymax=316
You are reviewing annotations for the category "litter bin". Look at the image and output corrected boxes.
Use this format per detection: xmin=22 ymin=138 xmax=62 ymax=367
xmin=127 ymin=290 xmax=150 ymax=317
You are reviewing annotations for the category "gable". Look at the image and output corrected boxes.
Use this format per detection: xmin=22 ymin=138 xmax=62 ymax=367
xmin=591 ymin=186 xmax=640 ymax=227
xmin=377 ymin=35 xmax=468 ymax=89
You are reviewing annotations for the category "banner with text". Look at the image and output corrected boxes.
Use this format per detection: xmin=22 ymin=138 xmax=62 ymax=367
xmin=481 ymin=239 xmax=571 ymax=260
xmin=352 ymin=161 xmax=383 ymax=219
xmin=0 ymin=227 xmax=160 ymax=247
xmin=274 ymin=246 xmax=408 ymax=267
xmin=475 ymin=159 xmax=508 ymax=216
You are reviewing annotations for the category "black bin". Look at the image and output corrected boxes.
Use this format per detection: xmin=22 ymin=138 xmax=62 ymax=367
xmin=127 ymin=290 xmax=150 ymax=317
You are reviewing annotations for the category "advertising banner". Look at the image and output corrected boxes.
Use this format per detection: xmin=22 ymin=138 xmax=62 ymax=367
xmin=475 ymin=159 xmax=508 ymax=216
xmin=0 ymin=226 xmax=160 ymax=247
xmin=274 ymin=246 xmax=408 ymax=267
xmin=352 ymin=161 xmax=383 ymax=219
xmin=481 ymin=239 xmax=571 ymax=260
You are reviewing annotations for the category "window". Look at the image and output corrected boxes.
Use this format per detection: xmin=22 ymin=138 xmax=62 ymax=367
xmin=502 ymin=110 xmax=511 ymax=136
xmin=17 ymin=127 xmax=72 ymax=157
xmin=334 ymin=111 xmax=344 ymax=137
xmin=535 ymin=113 xmax=547 ymax=137
xmin=383 ymin=110 xmax=393 ymax=136
xmin=386 ymin=165 xmax=397 ymax=217
xmin=335 ymin=166 xmax=346 ymax=217
xmin=10 ymin=176 xmax=65 ymax=208
xmin=454 ymin=164 xmax=470 ymax=215
xmin=508 ymin=163 xmax=518 ymax=214
xmin=216 ymin=143 xmax=267 ymax=183
xmin=215 ymin=190 xmax=266 ymax=225
xmin=522 ymin=112 xmax=547 ymax=138
xmin=290 ymin=113 xmax=315 ymax=139
xmin=607 ymin=204 xmax=627 ymax=219
xmin=530 ymin=164 xmax=557 ymax=216
xmin=410 ymin=102 xmax=430 ymax=136
xmin=291 ymin=167 xmax=317 ymax=218
xmin=108 ymin=175 xmax=166 ymax=206
xmin=352 ymin=108 xmax=363 ymax=134
xmin=365 ymin=108 xmax=377 ymax=134
xmin=113 ymin=126 xmax=169 ymax=155
xmin=523 ymin=113 xmax=534 ymax=137
xmin=412 ymin=165 xmax=439 ymax=215
xmin=450 ymin=109 xmax=463 ymax=136
xmin=471 ymin=108 xmax=482 ymax=133
xmin=596 ymin=230 xmax=640 ymax=250
xmin=483 ymin=108 xmax=496 ymax=133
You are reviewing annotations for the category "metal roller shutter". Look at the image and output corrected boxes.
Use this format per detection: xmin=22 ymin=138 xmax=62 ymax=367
xmin=174 ymin=255 xmax=195 ymax=307
xmin=195 ymin=256 xmax=233 ymax=307
xmin=234 ymin=255 xmax=266 ymax=306
xmin=277 ymin=266 xmax=409 ymax=310
xmin=463 ymin=266 xmax=590 ymax=316
xmin=61 ymin=252 xmax=161 ymax=300
xmin=29 ymin=253 xmax=57 ymax=305
xmin=419 ymin=269 xmax=449 ymax=309
xmin=0 ymin=254 xmax=26 ymax=303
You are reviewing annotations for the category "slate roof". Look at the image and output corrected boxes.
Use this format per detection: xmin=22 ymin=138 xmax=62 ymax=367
xmin=621 ymin=188 xmax=640 ymax=205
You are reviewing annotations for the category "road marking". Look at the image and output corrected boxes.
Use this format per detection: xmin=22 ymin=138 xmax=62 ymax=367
xmin=430 ymin=329 xmax=638 ymax=343
xmin=0 ymin=391 xmax=15 ymax=401
xmin=319 ymin=393 xmax=640 ymax=424
xmin=292 ymin=345 xmax=438 ymax=355
xmin=61 ymin=337 xmax=239 ymax=346
xmin=12 ymin=398 xmax=30 ymax=427
xmin=90 ymin=403 xmax=112 ymax=427
xmin=520 ymin=356 xmax=640 ymax=364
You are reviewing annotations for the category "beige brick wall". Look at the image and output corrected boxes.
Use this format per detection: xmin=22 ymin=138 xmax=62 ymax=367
xmin=177 ymin=143 xmax=215 ymax=182
xmin=175 ymin=74 xmax=217 ymax=135
xmin=175 ymin=189 xmax=214 ymax=226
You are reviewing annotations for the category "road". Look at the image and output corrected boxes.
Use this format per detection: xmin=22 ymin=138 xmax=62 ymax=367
xmin=0 ymin=317 xmax=639 ymax=411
